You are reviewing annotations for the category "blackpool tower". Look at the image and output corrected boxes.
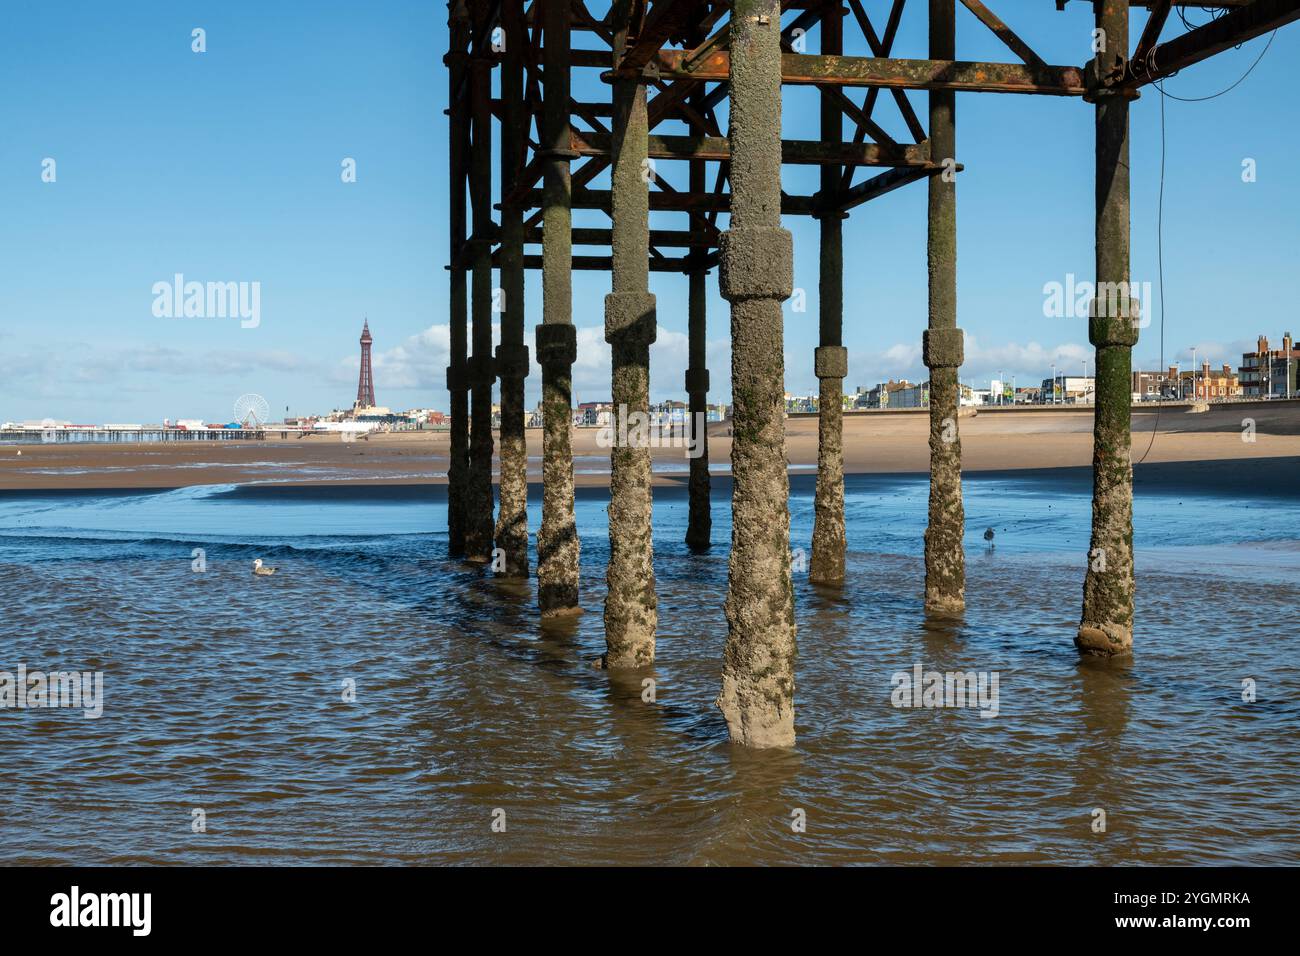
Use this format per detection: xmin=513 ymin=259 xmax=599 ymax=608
xmin=355 ymin=318 xmax=376 ymax=409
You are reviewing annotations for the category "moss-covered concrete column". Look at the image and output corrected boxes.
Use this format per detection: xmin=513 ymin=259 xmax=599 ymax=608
xmin=494 ymin=0 xmax=528 ymax=578
xmin=465 ymin=49 xmax=496 ymax=564
xmin=716 ymin=0 xmax=797 ymax=749
xmin=602 ymin=4 xmax=657 ymax=668
xmin=810 ymin=3 xmax=847 ymax=586
xmin=1078 ymin=0 xmax=1138 ymax=657
xmin=922 ymin=0 xmax=965 ymax=615
xmin=445 ymin=0 xmax=471 ymax=557
xmin=811 ymin=344 xmax=847 ymax=584
xmin=536 ymin=0 xmax=580 ymax=615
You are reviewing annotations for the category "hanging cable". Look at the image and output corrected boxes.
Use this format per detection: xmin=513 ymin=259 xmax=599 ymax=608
xmin=1133 ymin=28 xmax=1278 ymax=465
xmin=1135 ymin=83 xmax=1167 ymax=466
xmin=1150 ymin=30 xmax=1276 ymax=102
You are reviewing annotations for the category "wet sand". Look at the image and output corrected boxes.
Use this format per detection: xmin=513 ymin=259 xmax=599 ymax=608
xmin=2 ymin=403 xmax=1298 ymax=492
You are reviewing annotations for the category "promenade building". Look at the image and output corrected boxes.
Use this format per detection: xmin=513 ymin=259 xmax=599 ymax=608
xmin=1240 ymin=334 xmax=1299 ymax=398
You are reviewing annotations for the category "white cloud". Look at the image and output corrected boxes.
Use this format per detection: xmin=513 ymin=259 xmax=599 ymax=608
xmin=2 ymin=343 xmax=317 ymax=387
xmin=960 ymin=335 xmax=1092 ymax=383
xmin=346 ymin=323 xmax=1270 ymax=408
xmin=362 ymin=323 xmax=452 ymax=391
xmin=784 ymin=334 xmax=1096 ymax=395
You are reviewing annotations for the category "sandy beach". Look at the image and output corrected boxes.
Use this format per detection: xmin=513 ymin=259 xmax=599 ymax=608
xmin=3 ymin=403 xmax=1298 ymax=492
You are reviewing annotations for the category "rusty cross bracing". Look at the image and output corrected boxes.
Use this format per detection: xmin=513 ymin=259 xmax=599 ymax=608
xmin=445 ymin=0 xmax=1300 ymax=748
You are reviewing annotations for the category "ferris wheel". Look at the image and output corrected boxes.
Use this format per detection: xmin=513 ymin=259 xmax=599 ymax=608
xmin=233 ymin=393 xmax=271 ymax=428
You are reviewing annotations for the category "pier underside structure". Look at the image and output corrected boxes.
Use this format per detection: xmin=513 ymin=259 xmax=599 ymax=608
xmin=445 ymin=0 xmax=1300 ymax=747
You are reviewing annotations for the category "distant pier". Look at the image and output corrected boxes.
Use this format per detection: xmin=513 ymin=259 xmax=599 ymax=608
xmin=0 ymin=426 xmax=268 ymax=444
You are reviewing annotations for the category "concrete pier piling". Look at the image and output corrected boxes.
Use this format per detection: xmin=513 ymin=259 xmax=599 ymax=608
xmin=685 ymin=91 xmax=712 ymax=554
xmin=685 ymin=261 xmax=712 ymax=552
xmin=465 ymin=44 xmax=497 ymax=564
xmin=601 ymin=2 xmax=658 ymax=668
xmin=435 ymin=0 xmax=1287 ymax=739
xmin=810 ymin=1 xmax=847 ymax=587
xmin=536 ymin=0 xmax=581 ymax=615
xmin=716 ymin=0 xmax=798 ymax=749
xmin=1078 ymin=0 xmax=1138 ymax=658
xmin=922 ymin=0 xmax=966 ymax=616
xmin=444 ymin=0 xmax=471 ymax=558
xmin=495 ymin=0 xmax=529 ymax=578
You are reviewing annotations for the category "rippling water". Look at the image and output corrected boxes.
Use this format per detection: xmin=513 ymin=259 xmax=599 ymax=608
xmin=1 ymin=469 xmax=1297 ymax=865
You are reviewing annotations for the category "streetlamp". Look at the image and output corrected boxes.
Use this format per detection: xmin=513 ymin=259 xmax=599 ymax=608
xmin=1050 ymin=363 xmax=1057 ymax=405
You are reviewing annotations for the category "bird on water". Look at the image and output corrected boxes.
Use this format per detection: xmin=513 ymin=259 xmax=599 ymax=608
xmin=983 ymin=527 xmax=995 ymax=549
xmin=253 ymin=558 xmax=277 ymax=576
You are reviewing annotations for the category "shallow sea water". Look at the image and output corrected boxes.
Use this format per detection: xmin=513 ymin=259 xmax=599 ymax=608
xmin=0 ymin=469 xmax=1296 ymax=865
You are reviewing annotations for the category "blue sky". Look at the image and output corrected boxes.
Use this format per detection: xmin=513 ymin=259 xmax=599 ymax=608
xmin=1 ymin=1 xmax=1296 ymax=423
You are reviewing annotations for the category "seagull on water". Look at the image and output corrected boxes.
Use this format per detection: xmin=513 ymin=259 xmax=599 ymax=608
xmin=983 ymin=527 xmax=995 ymax=549
xmin=253 ymin=558 xmax=277 ymax=576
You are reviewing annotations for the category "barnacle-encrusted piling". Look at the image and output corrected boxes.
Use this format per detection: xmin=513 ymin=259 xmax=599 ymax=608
xmin=465 ymin=41 xmax=496 ymax=564
xmin=445 ymin=0 xmax=471 ymax=557
xmin=1078 ymin=0 xmax=1138 ymax=658
xmin=494 ymin=0 xmax=529 ymax=578
xmin=602 ymin=1 xmax=657 ymax=667
xmin=536 ymin=0 xmax=581 ymax=615
xmin=685 ymin=102 xmax=712 ymax=554
xmin=810 ymin=2 xmax=847 ymax=587
xmin=716 ymin=0 xmax=797 ymax=749
xmin=922 ymin=0 xmax=966 ymax=615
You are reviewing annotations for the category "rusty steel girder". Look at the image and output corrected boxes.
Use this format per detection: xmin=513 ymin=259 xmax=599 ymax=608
xmin=598 ymin=48 xmax=1088 ymax=96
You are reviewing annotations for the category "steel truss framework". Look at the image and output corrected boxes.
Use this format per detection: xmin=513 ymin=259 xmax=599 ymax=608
xmin=444 ymin=0 xmax=1300 ymax=747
